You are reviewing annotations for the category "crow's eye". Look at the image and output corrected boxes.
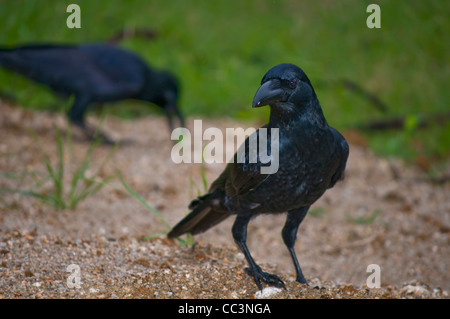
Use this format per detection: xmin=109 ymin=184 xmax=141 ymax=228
xmin=289 ymin=79 xmax=298 ymax=88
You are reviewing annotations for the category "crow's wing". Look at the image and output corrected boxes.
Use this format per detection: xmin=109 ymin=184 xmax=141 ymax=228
xmin=210 ymin=127 xmax=270 ymax=197
xmin=78 ymin=44 xmax=147 ymax=96
xmin=0 ymin=44 xmax=84 ymax=94
xmin=0 ymin=44 xmax=143 ymax=98
xmin=328 ymin=126 xmax=349 ymax=188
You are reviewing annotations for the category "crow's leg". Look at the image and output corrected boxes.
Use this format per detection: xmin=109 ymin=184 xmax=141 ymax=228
xmin=68 ymin=95 xmax=91 ymax=129
xmin=232 ymin=214 xmax=286 ymax=290
xmin=69 ymin=95 xmax=115 ymax=145
xmin=282 ymin=206 xmax=310 ymax=285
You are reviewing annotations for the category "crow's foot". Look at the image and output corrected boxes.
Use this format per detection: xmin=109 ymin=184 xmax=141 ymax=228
xmin=245 ymin=266 xmax=286 ymax=291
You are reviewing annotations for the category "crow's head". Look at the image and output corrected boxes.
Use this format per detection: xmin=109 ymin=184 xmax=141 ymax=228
xmin=252 ymin=63 xmax=317 ymax=109
xmin=141 ymin=70 xmax=185 ymax=130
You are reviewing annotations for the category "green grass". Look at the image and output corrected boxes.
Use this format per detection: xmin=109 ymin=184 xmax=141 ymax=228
xmin=0 ymin=0 xmax=448 ymax=169
xmin=0 ymin=122 xmax=191 ymax=243
xmin=0 ymin=123 xmax=117 ymax=210
xmin=346 ymin=209 xmax=380 ymax=225
xmin=118 ymin=172 xmax=194 ymax=246
xmin=309 ymin=207 xmax=327 ymax=218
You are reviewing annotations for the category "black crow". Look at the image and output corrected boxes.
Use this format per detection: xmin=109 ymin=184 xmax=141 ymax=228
xmin=168 ymin=63 xmax=349 ymax=290
xmin=0 ymin=43 xmax=183 ymax=142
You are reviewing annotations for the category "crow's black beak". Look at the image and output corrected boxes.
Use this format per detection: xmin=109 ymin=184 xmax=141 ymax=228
xmin=176 ymin=107 xmax=185 ymax=128
xmin=165 ymin=105 xmax=185 ymax=131
xmin=252 ymin=79 xmax=284 ymax=108
xmin=163 ymin=89 xmax=185 ymax=130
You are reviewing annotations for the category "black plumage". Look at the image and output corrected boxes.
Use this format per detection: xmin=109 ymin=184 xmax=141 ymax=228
xmin=168 ymin=63 xmax=349 ymax=290
xmin=0 ymin=43 xmax=183 ymax=142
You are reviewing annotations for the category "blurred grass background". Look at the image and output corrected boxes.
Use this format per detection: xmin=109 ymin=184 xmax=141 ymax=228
xmin=0 ymin=0 xmax=448 ymax=175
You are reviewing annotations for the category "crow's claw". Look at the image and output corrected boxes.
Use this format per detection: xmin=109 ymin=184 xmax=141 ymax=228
xmin=245 ymin=267 xmax=286 ymax=290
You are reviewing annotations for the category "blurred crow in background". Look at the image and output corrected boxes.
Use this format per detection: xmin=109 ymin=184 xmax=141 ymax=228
xmin=0 ymin=43 xmax=184 ymax=143
xmin=168 ymin=63 xmax=349 ymax=290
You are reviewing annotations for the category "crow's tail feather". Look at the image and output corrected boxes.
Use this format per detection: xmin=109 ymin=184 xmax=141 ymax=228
xmin=167 ymin=194 xmax=230 ymax=238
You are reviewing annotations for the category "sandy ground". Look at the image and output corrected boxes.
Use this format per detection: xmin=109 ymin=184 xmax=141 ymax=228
xmin=0 ymin=102 xmax=449 ymax=299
